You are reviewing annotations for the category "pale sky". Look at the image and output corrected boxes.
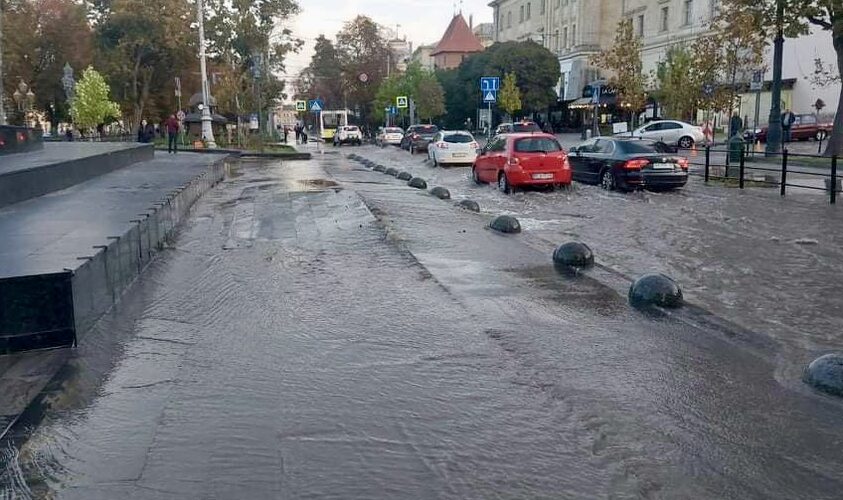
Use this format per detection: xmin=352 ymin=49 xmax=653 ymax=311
xmin=283 ymin=0 xmax=493 ymax=84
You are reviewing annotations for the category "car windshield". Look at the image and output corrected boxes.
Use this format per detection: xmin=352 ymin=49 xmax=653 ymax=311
xmin=386 ymin=128 xmax=403 ymax=133
xmin=416 ymin=125 xmax=438 ymax=135
xmin=514 ymin=137 xmax=561 ymax=153
xmin=617 ymin=140 xmax=675 ymax=154
xmin=513 ymin=122 xmax=541 ymax=132
xmin=443 ymin=134 xmax=473 ymax=143
xmin=345 ymin=126 xmax=358 ymax=132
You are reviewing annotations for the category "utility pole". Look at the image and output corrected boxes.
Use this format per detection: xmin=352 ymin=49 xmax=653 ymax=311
xmin=196 ymin=0 xmax=216 ymax=147
xmin=0 ymin=0 xmax=6 ymax=125
xmin=765 ymin=0 xmax=784 ymax=156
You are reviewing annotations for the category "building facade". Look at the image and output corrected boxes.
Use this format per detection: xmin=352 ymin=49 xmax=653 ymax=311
xmin=412 ymin=45 xmax=437 ymax=72
xmin=431 ymin=14 xmax=486 ymax=70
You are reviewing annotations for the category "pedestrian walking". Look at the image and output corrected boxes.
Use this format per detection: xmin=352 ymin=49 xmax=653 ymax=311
xmin=283 ymin=125 xmax=289 ymax=144
xmin=165 ymin=114 xmax=180 ymax=153
xmin=65 ymin=127 xmax=74 ymax=142
xmin=729 ymin=113 xmax=743 ymax=138
xmin=782 ymin=109 xmax=796 ymax=143
xmin=138 ymin=120 xmax=148 ymax=143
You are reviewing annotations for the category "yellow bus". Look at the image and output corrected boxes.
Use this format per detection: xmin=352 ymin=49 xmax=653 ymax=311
xmin=319 ymin=109 xmax=350 ymax=140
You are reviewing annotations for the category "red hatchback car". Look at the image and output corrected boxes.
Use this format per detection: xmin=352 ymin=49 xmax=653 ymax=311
xmin=472 ymin=133 xmax=572 ymax=193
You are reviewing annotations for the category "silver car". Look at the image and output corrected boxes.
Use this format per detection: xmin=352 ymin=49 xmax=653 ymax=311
xmin=621 ymin=120 xmax=705 ymax=149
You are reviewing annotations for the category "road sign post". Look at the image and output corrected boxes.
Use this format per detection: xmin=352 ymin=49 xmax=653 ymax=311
xmin=396 ymin=96 xmax=408 ymax=109
xmin=479 ymin=77 xmax=500 ymax=140
xmin=307 ymin=99 xmax=324 ymax=153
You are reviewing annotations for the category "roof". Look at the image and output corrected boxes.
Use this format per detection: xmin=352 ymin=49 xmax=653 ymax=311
xmin=431 ymin=14 xmax=485 ymax=56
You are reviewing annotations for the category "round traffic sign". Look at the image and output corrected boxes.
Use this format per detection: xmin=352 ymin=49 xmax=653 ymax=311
xmin=359 ymin=73 xmax=369 ymax=83
xmin=176 ymin=110 xmax=186 ymax=121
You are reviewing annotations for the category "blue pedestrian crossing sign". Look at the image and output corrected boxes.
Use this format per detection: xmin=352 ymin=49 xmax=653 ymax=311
xmin=480 ymin=77 xmax=500 ymax=92
xmin=483 ymin=91 xmax=497 ymax=103
xmin=388 ymin=105 xmax=398 ymax=115
xmin=308 ymin=99 xmax=324 ymax=113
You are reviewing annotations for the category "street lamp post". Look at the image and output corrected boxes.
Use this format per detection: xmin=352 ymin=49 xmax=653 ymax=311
xmin=0 ymin=0 xmax=6 ymax=125
xmin=765 ymin=0 xmax=784 ymax=156
xmin=196 ymin=0 xmax=216 ymax=147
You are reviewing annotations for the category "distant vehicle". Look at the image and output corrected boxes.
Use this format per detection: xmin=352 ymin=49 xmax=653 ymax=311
xmin=427 ymin=130 xmax=479 ymax=166
xmin=377 ymin=126 xmax=404 ymax=146
xmin=333 ymin=125 xmax=362 ymax=146
xmin=319 ymin=109 xmax=350 ymax=141
xmin=401 ymin=124 xmax=439 ymax=154
xmin=494 ymin=121 xmax=542 ymax=135
xmin=617 ymin=120 xmax=704 ymax=149
xmin=568 ymin=138 xmax=689 ymax=191
xmin=472 ymin=133 xmax=571 ymax=193
xmin=749 ymin=114 xmax=831 ymax=143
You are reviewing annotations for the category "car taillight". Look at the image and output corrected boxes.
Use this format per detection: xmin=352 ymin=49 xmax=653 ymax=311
xmin=677 ymin=158 xmax=689 ymax=170
xmin=624 ymin=159 xmax=649 ymax=170
xmin=436 ymin=142 xmax=448 ymax=149
xmin=507 ymin=156 xmax=520 ymax=166
xmin=412 ymin=133 xmax=419 ymax=139
xmin=469 ymin=142 xmax=478 ymax=149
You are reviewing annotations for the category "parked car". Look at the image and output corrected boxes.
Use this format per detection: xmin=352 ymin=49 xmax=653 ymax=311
xmin=472 ymin=133 xmax=571 ymax=193
xmin=749 ymin=114 xmax=831 ymax=143
xmin=494 ymin=121 xmax=542 ymax=135
xmin=427 ymin=130 xmax=479 ymax=166
xmin=377 ymin=126 xmax=404 ymax=146
xmin=401 ymin=124 xmax=440 ymax=153
xmin=568 ymin=138 xmax=689 ymax=191
xmin=618 ymin=120 xmax=704 ymax=149
xmin=333 ymin=125 xmax=362 ymax=146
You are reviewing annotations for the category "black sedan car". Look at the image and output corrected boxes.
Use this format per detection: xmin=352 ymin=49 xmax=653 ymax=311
xmin=568 ymin=138 xmax=689 ymax=191
xmin=401 ymin=124 xmax=439 ymax=154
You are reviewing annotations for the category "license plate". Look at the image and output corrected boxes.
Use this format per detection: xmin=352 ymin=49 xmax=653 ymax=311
xmin=652 ymin=163 xmax=674 ymax=170
xmin=532 ymin=173 xmax=553 ymax=180
xmin=453 ymin=153 xmax=467 ymax=157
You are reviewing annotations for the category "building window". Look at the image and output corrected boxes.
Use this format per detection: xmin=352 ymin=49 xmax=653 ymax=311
xmin=541 ymin=0 xmax=545 ymax=15
xmin=637 ymin=14 xmax=644 ymax=37
xmin=660 ymin=7 xmax=669 ymax=31
xmin=684 ymin=0 xmax=694 ymax=26
xmin=571 ymin=24 xmax=576 ymax=47
xmin=554 ymin=29 xmax=559 ymax=51
xmin=519 ymin=5 xmax=524 ymax=22
xmin=563 ymin=26 xmax=568 ymax=49
xmin=526 ymin=2 xmax=531 ymax=20
xmin=508 ymin=11 xmax=512 ymax=27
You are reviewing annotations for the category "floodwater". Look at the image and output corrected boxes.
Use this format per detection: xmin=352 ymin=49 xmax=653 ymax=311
xmin=2 ymin=153 xmax=843 ymax=499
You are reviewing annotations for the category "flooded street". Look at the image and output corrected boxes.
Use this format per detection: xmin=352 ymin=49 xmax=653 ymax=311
xmin=3 ymin=152 xmax=843 ymax=499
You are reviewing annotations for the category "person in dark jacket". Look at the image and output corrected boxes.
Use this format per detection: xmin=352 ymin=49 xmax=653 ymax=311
xmin=165 ymin=114 xmax=180 ymax=153
xmin=137 ymin=120 xmax=148 ymax=142
xmin=144 ymin=122 xmax=155 ymax=144
xmin=729 ymin=113 xmax=743 ymax=138
xmin=782 ymin=109 xmax=796 ymax=143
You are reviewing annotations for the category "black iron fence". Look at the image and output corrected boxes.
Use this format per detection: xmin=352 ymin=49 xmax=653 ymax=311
xmin=684 ymin=145 xmax=841 ymax=204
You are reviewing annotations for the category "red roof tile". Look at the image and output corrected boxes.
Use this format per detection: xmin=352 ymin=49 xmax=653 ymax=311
xmin=431 ymin=14 xmax=485 ymax=55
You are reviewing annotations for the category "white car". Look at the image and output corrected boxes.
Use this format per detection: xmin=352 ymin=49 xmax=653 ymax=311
xmin=621 ymin=120 xmax=705 ymax=149
xmin=333 ymin=125 xmax=362 ymax=146
xmin=427 ymin=130 xmax=479 ymax=166
xmin=378 ymin=126 xmax=404 ymax=146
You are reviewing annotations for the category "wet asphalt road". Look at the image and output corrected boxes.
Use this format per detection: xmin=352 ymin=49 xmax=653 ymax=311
xmin=3 ymin=152 xmax=843 ymax=499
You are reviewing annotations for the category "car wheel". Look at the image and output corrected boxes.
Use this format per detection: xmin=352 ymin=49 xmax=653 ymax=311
xmin=816 ymin=130 xmax=828 ymax=141
xmin=600 ymin=169 xmax=616 ymax=191
xmin=678 ymin=136 xmax=694 ymax=149
xmin=498 ymin=172 xmax=512 ymax=194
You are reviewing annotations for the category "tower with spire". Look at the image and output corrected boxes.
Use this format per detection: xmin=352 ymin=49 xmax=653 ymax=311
xmin=431 ymin=13 xmax=485 ymax=70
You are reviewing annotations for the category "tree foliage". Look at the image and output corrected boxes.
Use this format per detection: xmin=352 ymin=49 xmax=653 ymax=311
xmin=592 ymin=19 xmax=648 ymax=112
xmin=70 ymin=66 xmax=121 ymax=130
xmin=2 ymin=0 xmax=93 ymax=126
xmin=716 ymin=0 xmax=843 ymax=154
xmin=435 ymin=41 xmax=559 ymax=128
xmin=499 ymin=72 xmax=521 ymax=118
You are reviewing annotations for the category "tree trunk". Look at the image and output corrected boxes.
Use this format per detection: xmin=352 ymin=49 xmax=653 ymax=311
xmin=131 ymin=53 xmax=142 ymax=129
xmin=822 ymin=33 xmax=843 ymax=157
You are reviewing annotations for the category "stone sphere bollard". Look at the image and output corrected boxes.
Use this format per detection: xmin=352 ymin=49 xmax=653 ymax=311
xmin=458 ymin=199 xmax=480 ymax=212
xmin=373 ymin=164 xmax=387 ymax=172
xmin=430 ymin=187 xmax=451 ymax=200
xmin=552 ymin=242 xmax=594 ymax=270
xmin=385 ymin=167 xmax=399 ymax=176
xmin=803 ymin=353 xmax=843 ymax=397
xmin=628 ymin=274 xmax=683 ymax=308
xmin=489 ymin=215 xmax=521 ymax=234
xmin=397 ymin=171 xmax=413 ymax=181
xmin=407 ymin=177 xmax=427 ymax=189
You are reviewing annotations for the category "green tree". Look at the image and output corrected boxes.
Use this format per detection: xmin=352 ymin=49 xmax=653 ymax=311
xmin=70 ymin=66 xmax=121 ymax=131
xmin=296 ymin=35 xmax=344 ymax=106
xmin=415 ymin=72 xmax=445 ymax=122
xmin=336 ymin=16 xmax=391 ymax=126
xmin=716 ymin=0 xmax=843 ymax=155
xmin=499 ymin=72 xmax=522 ymax=118
xmin=592 ymin=19 xmax=648 ymax=117
xmin=655 ymin=46 xmax=698 ymax=121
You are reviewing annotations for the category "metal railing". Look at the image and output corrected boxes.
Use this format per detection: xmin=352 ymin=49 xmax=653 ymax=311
xmin=686 ymin=145 xmax=840 ymax=204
